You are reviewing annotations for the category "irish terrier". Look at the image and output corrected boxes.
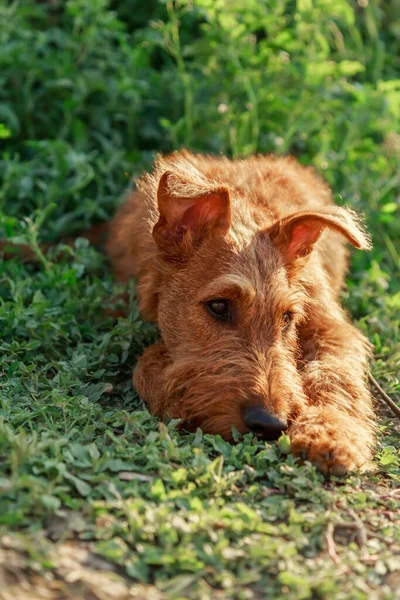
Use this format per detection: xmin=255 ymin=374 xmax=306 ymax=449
xmin=106 ymin=150 xmax=376 ymax=476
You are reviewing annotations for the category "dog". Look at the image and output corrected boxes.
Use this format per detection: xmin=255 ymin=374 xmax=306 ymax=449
xmin=106 ymin=150 xmax=376 ymax=475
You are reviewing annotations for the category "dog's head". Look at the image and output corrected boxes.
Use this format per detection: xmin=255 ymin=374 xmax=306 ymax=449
xmin=140 ymin=163 xmax=370 ymax=440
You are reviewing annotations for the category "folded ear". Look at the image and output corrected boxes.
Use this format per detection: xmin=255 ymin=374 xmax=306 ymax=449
xmin=153 ymin=171 xmax=231 ymax=256
xmin=268 ymin=207 xmax=371 ymax=264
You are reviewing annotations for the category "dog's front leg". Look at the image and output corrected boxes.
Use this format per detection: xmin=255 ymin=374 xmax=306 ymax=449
xmin=290 ymin=307 xmax=376 ymax=475
xmin=133 ymin=342 xmax=174 ymax=418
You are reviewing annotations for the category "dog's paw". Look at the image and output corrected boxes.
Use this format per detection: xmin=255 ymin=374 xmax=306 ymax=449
xmin=289 ymin=406 xmax=373 ymax=476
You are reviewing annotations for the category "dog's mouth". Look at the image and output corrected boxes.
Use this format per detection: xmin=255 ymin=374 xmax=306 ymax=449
xmin=178 ymin=406 xmax=298 ymax=443
xmin=179 ymin=417 xmax=202 ymax=433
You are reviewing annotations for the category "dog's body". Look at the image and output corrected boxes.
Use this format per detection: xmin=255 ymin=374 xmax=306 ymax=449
xmin=107 ymin=150 xmax=375 ymax=475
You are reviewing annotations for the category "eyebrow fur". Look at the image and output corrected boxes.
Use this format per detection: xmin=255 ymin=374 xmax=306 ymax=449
xmin=198 ymin=274 xmax=256 ymax=303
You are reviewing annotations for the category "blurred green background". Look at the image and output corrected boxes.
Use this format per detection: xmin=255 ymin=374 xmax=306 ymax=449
xmin=1 ymin=0 xmax=399 ymax=237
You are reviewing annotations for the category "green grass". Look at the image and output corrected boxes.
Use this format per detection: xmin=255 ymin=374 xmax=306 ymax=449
xmin=0 ymin=0 xmax=399 ymax=598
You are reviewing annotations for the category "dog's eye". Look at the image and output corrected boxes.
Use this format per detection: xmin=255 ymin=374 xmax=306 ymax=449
xmin=282 ymin=311 xmax=293 ymax=331
xmin=205 ymin=299 xmax=231 ymax=322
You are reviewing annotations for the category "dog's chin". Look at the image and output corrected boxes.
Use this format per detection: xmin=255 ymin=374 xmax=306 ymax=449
xmin=177 ymin=413 xmax=248 ymax=441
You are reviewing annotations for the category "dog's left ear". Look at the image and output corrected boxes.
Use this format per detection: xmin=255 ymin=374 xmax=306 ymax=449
xmin=153 ymin=171 xmax=231 ymax=255
xmin=268 ymin=207 xmax=371 ymax=264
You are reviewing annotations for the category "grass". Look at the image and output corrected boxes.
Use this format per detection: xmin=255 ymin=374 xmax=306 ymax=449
xmin=0 ymin=0 xmax=399 ymax=598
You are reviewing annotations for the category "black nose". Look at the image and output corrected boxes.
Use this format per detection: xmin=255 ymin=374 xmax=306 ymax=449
xmin=243 ymin=406 xmax=287 ymax=441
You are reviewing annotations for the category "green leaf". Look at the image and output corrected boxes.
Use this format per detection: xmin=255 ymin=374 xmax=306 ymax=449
xmin=65 ymin=473 xmax=91 ymax=497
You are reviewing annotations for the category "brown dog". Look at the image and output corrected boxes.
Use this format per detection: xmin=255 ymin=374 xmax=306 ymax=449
xmin=107 ymin=150 xmax=376 ymax=475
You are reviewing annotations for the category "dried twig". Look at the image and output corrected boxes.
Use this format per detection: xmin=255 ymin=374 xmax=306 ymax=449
xmin=325 ymin=522 xmax=341 ymax=565
xmin=368 ymin=373 xmax=400 ymax=419
xmin=344 ymin=508 xmax=368 ymax=549
xmin=329 ymin=505 xmax=370 ymax=561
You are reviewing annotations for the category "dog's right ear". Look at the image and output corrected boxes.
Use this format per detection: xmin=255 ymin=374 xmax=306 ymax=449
xmin=153 ymin=171 xmax=231 ymax=257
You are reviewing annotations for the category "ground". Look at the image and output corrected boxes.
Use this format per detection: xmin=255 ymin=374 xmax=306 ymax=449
xmin=0 ymin=1 xmax=399 ymax=599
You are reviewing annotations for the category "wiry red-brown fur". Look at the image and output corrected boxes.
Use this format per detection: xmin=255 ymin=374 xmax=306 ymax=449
xmin=107 ymin=150 xmax=376 ymax=475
